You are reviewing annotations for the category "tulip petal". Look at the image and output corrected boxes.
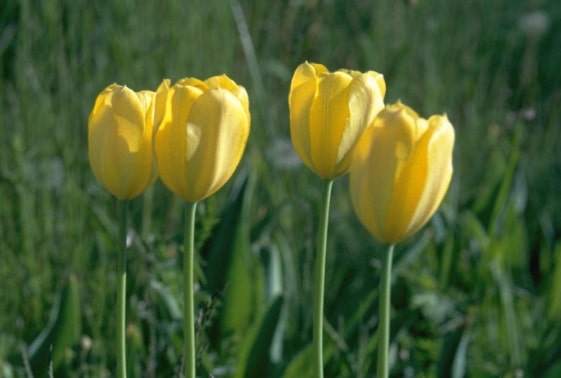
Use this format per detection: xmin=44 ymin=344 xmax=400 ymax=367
xmin=155 ymin=77 xmax=250 ymax=202
xmin=401 ymin=115 xmax=454 ymax=239
xmin=183 ymin=88 xmax=250 ymax=201
xmin=384 ymin=118 xmax=430 ymax=242
xmin=88 ymin=84 xmax=156 ymax=199
xmin=206 ymin=75 xmax=251 ymax=129
xmin=351 ymin=107 xmax=418 ymax=242
xmin=289 ymin=62 xmax=386 ymax=179
xmin=289 ymin=65 xmax=318 ymax=172
xmin=349 ymin=102 xmax=454 ymax=244
xmin=153 ymin=79 xmax=171 ymax=133
xmin=337 ymin=72 xmax=386 ymax=174
xmin=155 ymin=84 xmax=205 ymax=198
xmin=291 ymin=62 xmax=327 ymax=89
xmin=108 ymin=86 xmax=145 ymax=152
xmin=308 ymin=71 xmax=352 ymax=177
xmin=349 ymin=124 xmax=386 ymax=240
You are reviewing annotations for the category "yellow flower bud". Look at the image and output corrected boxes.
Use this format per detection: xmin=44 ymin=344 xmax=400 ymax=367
xmin=349 ymin=101 xmax=455 ymax=244
xmin=88 ymin=84 xmax=157 ymax=200
xmin=154 ymin=75 xmax=250 ymax=202
xmin=289 ymin=62 xmax=386 ymax=179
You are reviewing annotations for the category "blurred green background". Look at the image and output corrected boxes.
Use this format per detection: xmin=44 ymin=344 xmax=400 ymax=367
xmin=1 ymin=0 xmax=560 ymax=376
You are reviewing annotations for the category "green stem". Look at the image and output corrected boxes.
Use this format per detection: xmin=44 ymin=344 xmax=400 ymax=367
xmin=377 ymin=244 xmax=395 ymax=378
xmin=313 ymin=179 xmax=334 ymax=378
xmin=184 ymin=201 xmax=198 ymax=378
xmin=117 ymin=200 xmax=129 ymax=378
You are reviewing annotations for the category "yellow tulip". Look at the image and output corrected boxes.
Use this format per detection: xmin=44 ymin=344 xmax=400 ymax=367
xmin=289 ymin=61 xmax=386 ymax=179
xmin=349 ymin=101 xmax=455 ymax=244
xmin=88 ymin=84 xmax=157 ymax=200
xmin=154 ymin=75 xmax=250 ymax=202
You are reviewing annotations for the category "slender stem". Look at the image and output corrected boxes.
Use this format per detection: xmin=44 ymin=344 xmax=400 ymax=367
xmin=313 ymin=179 xmax=334 ymax=378
xmin=184 ymin=201 xmax=198 ymax=378
xmin=377 ymin=244 xmax=395 ymax=378
xmin=117 ymin=200 xmax=129 ymax=378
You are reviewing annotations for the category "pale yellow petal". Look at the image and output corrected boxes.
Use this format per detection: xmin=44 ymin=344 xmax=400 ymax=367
xmin=350 ymin=124 xmax=387 ymax=241
xmin=289 ymin=65 xmax=318 ymax=172
xmin=349 ymin=102 xmax=455 ymax=244
xmin=156 ymin=83 xmax=204 ymax=198
xmin=336 ymin=71 xmax=386 ymax=174
xmin=400 ymin=115 xmax=454 ymax=239
xmin=88 ymin=84 xmax=156 ymax=199
xmin=384 ymin=117 xmax=429 ymax=242
xmin=290 ymin=62 xmax=327 ymax=89
xmin=369 ymin=106 xmax=419 ymax=242
xmin=308 ymin=71 xmax=352 ymax=178
xmin=183 ymin=88 xmax=250 ymax=201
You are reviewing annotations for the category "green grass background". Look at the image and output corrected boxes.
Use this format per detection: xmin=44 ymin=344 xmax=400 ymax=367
xmin=1 ymin=0 xmax=560 ymax=376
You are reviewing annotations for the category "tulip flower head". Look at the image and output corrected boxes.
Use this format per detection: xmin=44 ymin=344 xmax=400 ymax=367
xmin=349 ymin=101 xmax=455 ymax=244
xmin=88 ymin=84 xmax=157 ymax=200
xmin=154 ymin=75 xmax=250 ymax=202
xmin=289 ymin=62 xmax=386 ymax=179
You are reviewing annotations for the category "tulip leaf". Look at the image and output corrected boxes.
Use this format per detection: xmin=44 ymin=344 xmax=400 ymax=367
xmin=234 ymin=295 xmax=284 ymax=378
xmin=201 ymin=173 xmax=263 ymax=341
xmin=28 ymin=274 xmax=81 ymax=374
xmin=281 ymin=344 xmax=315 ymax=378
xmin=547 ymin=242 xmax=561 ymax=320
xmin=437 ymin=324 xmax=470 ymax=378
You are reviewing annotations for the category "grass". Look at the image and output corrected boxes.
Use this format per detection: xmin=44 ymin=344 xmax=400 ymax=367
xmin=1 ymin=0 xmax=561 ymax=376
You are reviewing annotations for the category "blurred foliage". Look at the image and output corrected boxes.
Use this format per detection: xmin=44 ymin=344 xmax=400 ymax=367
xmin=1 ymin=0 xmax=560 ymax=376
